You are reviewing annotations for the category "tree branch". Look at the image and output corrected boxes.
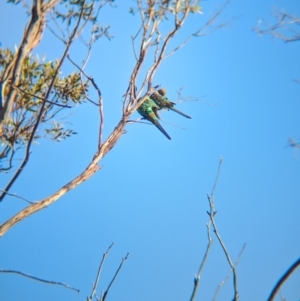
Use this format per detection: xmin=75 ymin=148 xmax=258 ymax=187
xmin=189 ymin=221 xmax=213 ymax=301
xmin=212 ymin=243 xmax=247 ymax=301
xmin=206 ymin=157 xmax=240 ymax=301
xmin=0 ymin=268 xmax=79 ymax=293
xmin=0 ymin=0 xmax=88 ymax=202
xmin=267 ymin=257 xmax=300 ymax=301
xmin=88 ymin=242 xmax=114 ymax=301
xmin=101 ymin=252 xmax=129 ymax=301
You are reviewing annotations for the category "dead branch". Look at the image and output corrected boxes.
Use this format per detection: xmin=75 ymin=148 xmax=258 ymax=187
xmin=0 ymin=268 xmax=79 ymax=293
xmin=0 ymin=189 xmax=34 ymax=204
xmin=88 ymin=242 xmax=114 ymax=301
xmin=101 ymin=252 xmax=129 ymax=301
xmin=254 ymin=9 xmax=300 ymax=43
xmin=206 ymin=157 xmax=240 ymax=301
xmin=212 ymin=243 xmax=247 ymax=301
xmin=267 ymin=257 xmax=300 ymax=301
xmin=189 ymin=221 xmax=213 ymax=301
xmin=67 ymin=55 xmax=104 ymax=146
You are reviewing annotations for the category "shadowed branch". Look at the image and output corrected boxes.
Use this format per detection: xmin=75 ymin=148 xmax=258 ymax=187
xmin=267 ymin=257 xmax=300 ymax=301
xmin=0 ymin=269 xmax=79 ymax=293
xmin=101 ymin=252 xmax=129 ymax=301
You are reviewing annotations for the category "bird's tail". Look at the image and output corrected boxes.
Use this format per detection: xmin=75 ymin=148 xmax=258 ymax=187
xmin=155 ymin=121 xmax=171 ymax=140
xmin=169 ymin=107 xmax=192 ymax=119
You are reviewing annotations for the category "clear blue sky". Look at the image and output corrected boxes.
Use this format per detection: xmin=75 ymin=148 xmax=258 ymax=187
xmin=1 ymin=1 xmax=300 ymax=301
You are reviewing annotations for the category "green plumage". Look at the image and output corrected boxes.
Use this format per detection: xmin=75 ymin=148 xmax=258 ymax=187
xmin=137 ymin=97 xmax=171 ymax=140
xmin=150 ymin=89 xmax=192 ymax=119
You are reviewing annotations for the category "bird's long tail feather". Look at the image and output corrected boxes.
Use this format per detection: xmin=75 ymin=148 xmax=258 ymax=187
xmin=169 ymin=107 xmax=191 ymax=119
xmin=155 ymin=122 xmax=171 ymax=140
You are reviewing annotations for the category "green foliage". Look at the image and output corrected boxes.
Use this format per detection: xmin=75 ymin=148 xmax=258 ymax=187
xmin=0 ymin=0 xmax=115 ymax=174
xmin=129 ymin=0 xmax=202 ymax=18
xmin=45 ymin=121 xmax=78 ymax=141
xmin=0 ymin=48 xmax=88 ymax=169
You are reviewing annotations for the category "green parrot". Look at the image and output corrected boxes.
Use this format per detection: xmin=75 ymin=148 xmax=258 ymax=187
xmin=137 ymin=97 xmax=171 ymax=140
xmin=150 ymin=88 xmax=192 ymax=119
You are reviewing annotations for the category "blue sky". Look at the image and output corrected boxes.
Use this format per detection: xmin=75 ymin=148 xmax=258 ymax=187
xmin=1 ymin=1 xmax=300 ymax=301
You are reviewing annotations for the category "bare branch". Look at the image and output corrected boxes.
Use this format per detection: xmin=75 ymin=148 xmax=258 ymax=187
xmin=0 ymin=269 xmax=79 ymax=293
xmin=189 ymin=221 xmax=213 ymax=301
xmin=101 ymin=252 xmax=129 ymax=301
xmin=0 ymin=110 xmax=132 ymax=235
xmin=254 ymin=9 xmax=300 ymax=43
xmin=212 ymin=243 xmax=247 ymax=301
xmin=67 ymin=56 xmax=100 ymax=106
xmin=88 ymin=242 xmax=114 ymax=301
xmin=67 ymin=55 xmax=104 ymax=147
xmin=0 ymin=147 xmax=15 ymax=172
xmin=211 ymin=156 xmax=223 ymax=195
xmin=0 ymin=189 xmax=34 ymax=204
xmin=207 ymin=157 xmax=240 ymax=301
xmin=267 ymin=257 xmax=300 ymax=301
xmin=131 ymin=25 xmax=143 ymax=61
xmin=193 ymin=0 xmax=232 ymax=38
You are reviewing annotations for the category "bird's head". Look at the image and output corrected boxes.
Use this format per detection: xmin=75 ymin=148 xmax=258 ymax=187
xmin=158 ymin=88 xmax=166 ymax=96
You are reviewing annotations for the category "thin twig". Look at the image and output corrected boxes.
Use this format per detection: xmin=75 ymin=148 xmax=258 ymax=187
xmin=193 ymin=0 xmax=232 ymax=38
xmin=212 ymin=156 xmax=223 ymax=196
xmin=189 ymin=221 xmax=213 ymax=301
xmin=101 ymin=253 xmax=129 ymax=301
xmin=212 ymin=243 xmax=247 ymax=301
xmin=88 ymin=242 xmax=114 ymax=301
xmin=0 ymin=189 xmax=35 ymax=204
xmin=0 ymin=147 xmax=15 ymax=172
xmin=254 ymin=9 xmax=300 ymax=43
xmin=68 ymin=53 xmax=105 ymax=147
xmin=68 ymin=55 xmax=104 ymax=146
xmin=67 ymin=56 xmax=100 ymax=106
xmin=267 ymin=257 xmax=300 ymax=301
xmin=0 ymin=269 xmax=79 ymax=293
xmin=12 ymin=85 xmax=72 ymax=108
xmin=207 ymin=157 xmax=240 ymax=301
xmin=131 ymin=25 xmax=143 ymax=61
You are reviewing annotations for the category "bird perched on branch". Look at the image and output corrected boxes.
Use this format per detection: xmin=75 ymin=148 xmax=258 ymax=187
xmin=137 ymin=97 xmax=171 ymax=140
xmin=150 ymin=88 xmax=191 ymax=119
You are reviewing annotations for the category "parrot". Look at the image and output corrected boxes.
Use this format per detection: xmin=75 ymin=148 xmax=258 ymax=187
xmin=150 ymin=88 xmax=192 ymax=119
xmin=137 ymin=96 xmax=171 ymax=140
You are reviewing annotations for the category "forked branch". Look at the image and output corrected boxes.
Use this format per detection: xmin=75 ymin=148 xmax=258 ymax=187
xmin=0 ymin=0 xmax=230 ymax=236
xmin=87 ymin=242 xmax=114 ymax=301
xmin=206 ymin=158 xmax=241 ymax=301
